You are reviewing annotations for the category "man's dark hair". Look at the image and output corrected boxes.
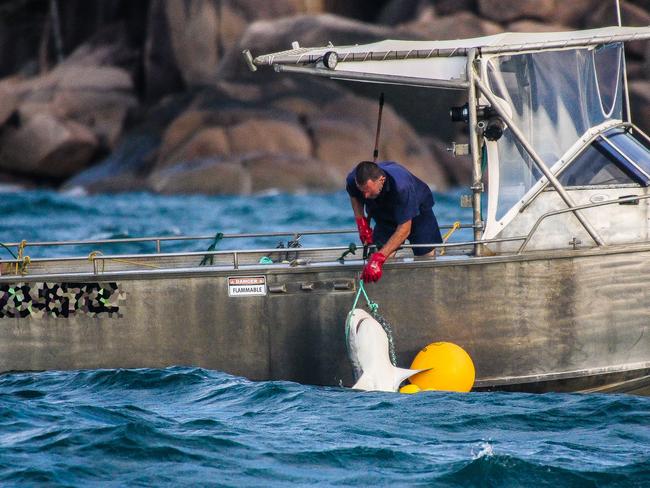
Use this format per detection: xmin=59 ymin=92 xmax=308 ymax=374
xmin=355 ymin=161 xmax=385 ymax=185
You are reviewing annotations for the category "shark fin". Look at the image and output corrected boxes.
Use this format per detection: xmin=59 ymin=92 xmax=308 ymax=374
xmin=392 ymin=367 xmax=425 ymax=391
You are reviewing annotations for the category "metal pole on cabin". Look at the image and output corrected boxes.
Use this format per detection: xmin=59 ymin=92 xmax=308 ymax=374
xmin=467 ymin=49 xmax=483 ymax=254
xmin=373 ymin=93 xmax=385 ymax=163
xmin=616 ymin=0 xmax=632 ymax=123
xmin=473 ymin=75 xmax=605 ymax=247
xmin=274 ymin=65 xmax=470 ymax=90
xmin=49 ymin=0 xmax=64 ymax=63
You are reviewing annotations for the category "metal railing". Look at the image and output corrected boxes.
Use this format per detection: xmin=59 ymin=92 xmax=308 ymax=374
xmin=1 ymin=229 xmax=358 ymax=254
xmin=0 ymin=236 xmax=532 ymax=277
xmin=0 ymin=223 xmax=483 ymax=276
xmin=0 ymin=236 xmax=521 ymax=277
xmin=517 ymin=193 xmax=650 ymax=254
xmin=0 ymin=223 xmax=475 ymax=255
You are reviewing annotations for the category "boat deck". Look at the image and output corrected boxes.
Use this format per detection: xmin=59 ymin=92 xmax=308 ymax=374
xmin=0 ymin=244 xmax=477 ymax=279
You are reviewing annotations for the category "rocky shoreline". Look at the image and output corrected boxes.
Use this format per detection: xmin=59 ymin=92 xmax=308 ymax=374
xmin=0 ymin=0 xmax=648 ymax=194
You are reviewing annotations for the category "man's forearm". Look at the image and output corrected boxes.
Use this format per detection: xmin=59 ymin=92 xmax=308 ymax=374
xmin=379 ymin=220 xmax=411 ymax=258
xmin=350 ymin=196 xmax=365 ymax=219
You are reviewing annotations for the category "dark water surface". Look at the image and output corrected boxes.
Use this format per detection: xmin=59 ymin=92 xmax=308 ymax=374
xmin=0 ymin=190 xmax=649 ymax=486
xmin=0 ymin=368 xmax=648 ymax=487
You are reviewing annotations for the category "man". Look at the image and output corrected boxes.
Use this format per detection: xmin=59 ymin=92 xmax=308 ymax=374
xmin=346 ymin=160 xmax=442 ymax=283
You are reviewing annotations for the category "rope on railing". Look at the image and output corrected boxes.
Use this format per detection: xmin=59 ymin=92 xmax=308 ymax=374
xmin=440 ymin=221 xmax=462 ymax=256
xmin=88 ymin=250 xmax=161 ymax=274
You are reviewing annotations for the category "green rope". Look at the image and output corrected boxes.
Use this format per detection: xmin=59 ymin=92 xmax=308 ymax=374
xmin=346 ymin=279 xmax=397 ymax=368
xmin=347 ymin=280 xmax=373 ymax=346
xmin=351 ymin=279 xmax=378 ymax=314
xmin=199 ymin=232 xmax=224 ymax=266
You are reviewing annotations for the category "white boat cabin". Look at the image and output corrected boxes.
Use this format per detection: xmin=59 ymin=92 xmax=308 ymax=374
xmin=251 ymin=26 xmax=650 ymax=255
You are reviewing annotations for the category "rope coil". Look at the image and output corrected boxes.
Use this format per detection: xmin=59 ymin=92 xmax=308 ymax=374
xmin=16 ymin=240 xmax=27 ymax=275
xmin=14 ymin=240 xmax=31 ymax=275
xmin=88 ymin=250 xmax=105 ymax=274
xmin=19 ymin=256 xmax=30 ymax=275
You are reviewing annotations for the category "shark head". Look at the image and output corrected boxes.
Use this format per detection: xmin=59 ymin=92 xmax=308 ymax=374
xmin=345 ymin=308 xmax=423 ymax=392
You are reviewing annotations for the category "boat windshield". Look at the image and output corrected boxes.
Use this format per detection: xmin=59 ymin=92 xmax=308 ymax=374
xmin=559 ymin=127 xmax=650 ymax=187
xmin=487 ymin=43 xmax=624 ymax=219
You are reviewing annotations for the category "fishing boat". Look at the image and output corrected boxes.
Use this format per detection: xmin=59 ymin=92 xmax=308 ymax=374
xmin=2 ymin=25 xmax=650 ymax=394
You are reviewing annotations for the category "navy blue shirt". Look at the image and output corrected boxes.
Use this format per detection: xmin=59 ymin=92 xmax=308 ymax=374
xmin=346 ymin=161 xmax=434 ymax=227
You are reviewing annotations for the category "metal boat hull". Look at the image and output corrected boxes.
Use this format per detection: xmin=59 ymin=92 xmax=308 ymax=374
xmin=1 ymin=244 xmax=649 ymax=395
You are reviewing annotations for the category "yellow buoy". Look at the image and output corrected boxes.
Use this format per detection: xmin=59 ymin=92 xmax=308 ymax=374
xmin=408 ymin=342 xmax=475 ymax=392
xmin=399 ymin=384 xmax=421 ymax=394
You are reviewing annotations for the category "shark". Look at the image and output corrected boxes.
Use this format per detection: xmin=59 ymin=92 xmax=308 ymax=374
xmin=345 ymin=308 xmax=424 ymax=392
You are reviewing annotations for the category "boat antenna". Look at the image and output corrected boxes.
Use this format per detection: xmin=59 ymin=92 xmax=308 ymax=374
xmin=615 ymin=0 xmax=622 ymax=26
xmin=372 ymin=92 xmax=385 ymax=162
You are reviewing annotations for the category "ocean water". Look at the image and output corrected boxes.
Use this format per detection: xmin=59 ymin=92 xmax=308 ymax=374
xmin=1 ymin=368 xmax=649 ymax=487
xmin=0 ymin=189 xmax=474 ymax=257
xmin=0 ymin=190 xmax=649 ymax=487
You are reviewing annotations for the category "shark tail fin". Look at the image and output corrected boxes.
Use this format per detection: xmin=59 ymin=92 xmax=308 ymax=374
xmin=392 ymin=367 xmax=426 ymax=391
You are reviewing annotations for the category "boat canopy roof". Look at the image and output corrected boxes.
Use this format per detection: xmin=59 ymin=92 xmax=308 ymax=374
xmin=253 ymin=26 xmax=650 ymax=69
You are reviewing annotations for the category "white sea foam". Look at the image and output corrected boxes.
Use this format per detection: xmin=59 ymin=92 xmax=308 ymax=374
xmin=60 ymin=186 xmax=88 ymax=197
xmin=472 ymin=441 xmax=494 ymax=459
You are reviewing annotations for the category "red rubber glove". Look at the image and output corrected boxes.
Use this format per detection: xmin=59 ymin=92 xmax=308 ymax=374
xmin=361 ymin=252 xmax=387 ymax=283
xmin=355 ymin=216 xmax=373 ymax=245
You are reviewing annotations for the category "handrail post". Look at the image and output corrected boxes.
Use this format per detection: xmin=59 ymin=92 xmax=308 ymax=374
xmin=473 ymin=75 xmax=605 ymax=247
xmin=467 ymin=48 xmax=484 ymax=256
xmin=155 ymin=240 xmax=161 ymax=253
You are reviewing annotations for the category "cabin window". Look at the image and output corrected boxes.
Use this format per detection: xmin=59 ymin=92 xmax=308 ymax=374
xmin=558 ymin=128 xmax=650 ymax=187
xmin=603 ymin=128 xmax=650 ymax=176
xmin=593 ymin=44 xmax=622 ymax=118
xmin=559 ymin=144 xmax=639 ymax=186
xmin=494 ymin=131 xmax=542 ymax=218
xmin=486 ymin=45 xmax=624 ymax=219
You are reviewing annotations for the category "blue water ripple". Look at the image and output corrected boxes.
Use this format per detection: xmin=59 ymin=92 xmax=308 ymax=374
xmin=0 ymin=367 xmax=647 ymax=486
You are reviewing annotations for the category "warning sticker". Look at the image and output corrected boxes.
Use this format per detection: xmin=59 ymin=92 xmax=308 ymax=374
xmin=228 ymin=276 xmax=267 ymax=297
